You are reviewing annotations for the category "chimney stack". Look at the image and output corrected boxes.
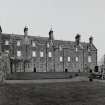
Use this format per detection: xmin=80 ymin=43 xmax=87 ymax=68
xmin=89 ymin=36 xmax=93 ymax=44
xmin=49 ymin=28 xmax=54 ymax=40
xmin=0 ymin=26 xmax=2 ymax=34
xmin=24 ymin=26 xmax=28 ymax=36
xmin=75 ymin=34 xmax=81 ymax=45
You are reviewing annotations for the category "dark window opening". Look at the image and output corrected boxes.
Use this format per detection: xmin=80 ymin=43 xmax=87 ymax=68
xmin=89 ymin=69 xmax=92 ymax=73
xmin=34 ymin=67 xmax=36 ymax=72
xmin=65 ymin=68 xmax=68 ymax=72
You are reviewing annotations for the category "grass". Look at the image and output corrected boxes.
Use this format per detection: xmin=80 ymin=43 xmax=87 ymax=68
xmin=0 ymin=81 xmax=105 ymax=105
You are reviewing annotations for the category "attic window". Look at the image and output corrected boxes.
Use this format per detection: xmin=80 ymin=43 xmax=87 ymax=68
xmin=59 ymin=46 xmax=62 ymax=51
xmin=5 ymin=40 xmax=9 ymax=45
xmin=87 ymin=46 xmax=91 ymax=52
xmin=17 ymin=40 xmax=21 ymax=46
xmin=32 ymin=41 xmax=36 ymax=47
xmin=76 ymin=47 xmax=78 ymax=52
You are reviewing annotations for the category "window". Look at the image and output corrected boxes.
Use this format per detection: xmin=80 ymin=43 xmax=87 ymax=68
xmin=17 ymin=51 xmax=21 ymax=57
xmin=32 ymin=41 xmax=36 ymax=47
xmin=17 ymin=41 xmax=20 ymax=46
xmin=5 ymin=40 xmax=9 ymax=45
xmin=48 ymin=52 xmax=52 ymax=57
xmin=88 ymin=56 xmax=92 ymax=63
xmin=40 ymin=51 xmax=44 ymax=57
xmin=5 ymin=50 xmax=9 ymax=53
xmin=76 ymin=56 xmax=79 ymax=62
xmin=68 ymin=57 xmax=71 ymax=62
xmin=60 ymin=56 xmax=63 ymax=62
xmin=76 ymin=47 xmax=78 ymax=52
xmin=59 ymin=46 xmax=62 ymax=51
xmin=32 ymin=51 xmax=36 ymax=57
xmin=47 ymin=43 xmax=50 ymax=48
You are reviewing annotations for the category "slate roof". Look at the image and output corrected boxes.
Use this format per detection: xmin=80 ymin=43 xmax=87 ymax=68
xmin=0 ymin=33 xmax=97 ymax=51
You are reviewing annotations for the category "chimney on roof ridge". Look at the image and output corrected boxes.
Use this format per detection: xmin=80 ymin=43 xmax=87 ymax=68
xmin=75 ymin=34 xmax=81 ymax=45
xmin=0 ymin=26 xmax=2 ymax=33
xmin=89 ymin=36 xmax=93 ymax=44
xmin=49 ymin=28 xmax=54 ymax=40
xmin=24 ymin=26 xmax=28 ymax=36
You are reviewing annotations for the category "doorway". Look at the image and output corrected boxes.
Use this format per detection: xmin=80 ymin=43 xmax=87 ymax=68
xmin=65 ymin=68 xmax=68 ymax=72
xmin=33 ymin=64 xmax=36 ymax=72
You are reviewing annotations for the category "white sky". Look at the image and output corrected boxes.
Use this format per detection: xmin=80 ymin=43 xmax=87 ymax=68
xmin=0 ymin=0 xmax=105 ymax=63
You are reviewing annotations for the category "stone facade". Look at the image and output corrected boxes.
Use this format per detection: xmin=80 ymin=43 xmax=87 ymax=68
xmin=0 ymin=26 xmax=97 ymax=72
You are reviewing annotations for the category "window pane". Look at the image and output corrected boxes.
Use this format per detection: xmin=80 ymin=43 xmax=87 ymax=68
xmin=17 ymin=41 xmax=20 ymax=46
xmin=88 ymin=48 xmax=90 ymax=52
xmin=59 ymin=46 xmax=62 ymax=51
xmin=17 ymin=51 xmax=21 ymax=57
xmin=5 ymin=40 xmax=9 ymax=45
xmin=76 ymin=57 xmax=79 ymax=62
xmin=32 ymin=51 xmax=36 ymax=57
xmin=32 ymin=41 xmax=36 ymax=47
xmin=68 ymin=57 xmax=71 ymax=62
xmin=88 ymin=56 xmax=92 ymax=63
xmin=5 ymin=50 xmax=9 ymax=53
xmin=60 ymin=56 xmax=63 ymax=62
xmin=40 ymin=51 xmax=44 ymax=57
xmin=76 ymin=48 xmax=78 ymax=52
xmin=48 ymin=52 xmax=52 ymax=57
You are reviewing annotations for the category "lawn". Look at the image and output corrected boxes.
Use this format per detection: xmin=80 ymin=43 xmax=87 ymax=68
xmin=0 ymin=81 xmax=105 ymax=105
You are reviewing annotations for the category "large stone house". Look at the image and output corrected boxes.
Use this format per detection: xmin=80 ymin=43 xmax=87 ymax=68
xmin=0 ymin=26 xmax=97 ymax=73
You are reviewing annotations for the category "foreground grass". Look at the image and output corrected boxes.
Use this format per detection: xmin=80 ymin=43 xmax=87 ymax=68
xmin=0 ymin=81 xmax=105 ymax=105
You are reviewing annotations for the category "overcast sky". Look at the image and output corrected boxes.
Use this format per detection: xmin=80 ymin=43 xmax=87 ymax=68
xmin=0 ymin=0 xmax=105 ymax=63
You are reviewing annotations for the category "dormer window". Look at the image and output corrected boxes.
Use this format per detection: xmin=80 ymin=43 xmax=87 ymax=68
xmin=32 ymin=41 xmax=36 ymax=47
xmin=76 ymin=47 xmax=78 ymax=52
xmin=59 ymin=46 xmax=62 ymax=51
xmin=17 ymin=40 xmax=20 ymax=46
xmin=87 ymin=46 xmax=91 ymax=52
xmin=5 ymin=40 xmax=9 ymax=45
